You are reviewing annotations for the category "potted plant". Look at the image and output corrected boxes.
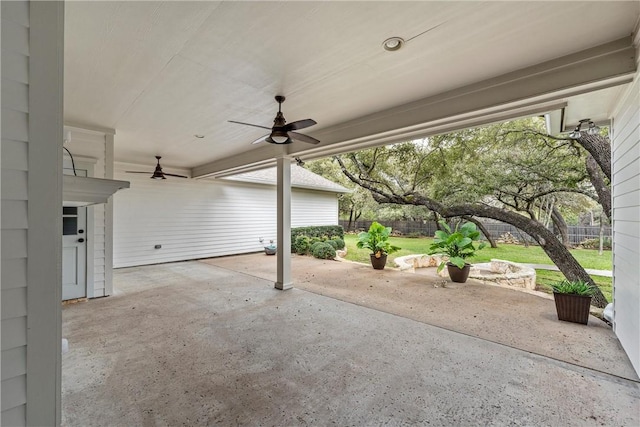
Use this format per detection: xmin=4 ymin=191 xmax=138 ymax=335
xmin=428 ymin=220 xmax=486 ymax=283
xmin=356 ymin=221 xmax=401 ymax=270
xmin=551 ymin=279 xmax=593 ymax=324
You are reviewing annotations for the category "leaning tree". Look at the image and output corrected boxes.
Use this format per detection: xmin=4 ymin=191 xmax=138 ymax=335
xmin=333 ymin=119 xmax=611 ymax=307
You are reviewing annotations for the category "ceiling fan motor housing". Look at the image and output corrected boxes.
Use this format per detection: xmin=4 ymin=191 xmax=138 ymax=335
xmin=229 ymin=94 xmax=319 ymax=145
xmin=126 ymin=155 xmax=188 ymax=179
xmin=152 ymin=156 xmax=166 ymax=179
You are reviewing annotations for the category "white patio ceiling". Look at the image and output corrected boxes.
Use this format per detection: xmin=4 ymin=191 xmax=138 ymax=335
xmin=64 ymin=1 xmax=639 ymax=177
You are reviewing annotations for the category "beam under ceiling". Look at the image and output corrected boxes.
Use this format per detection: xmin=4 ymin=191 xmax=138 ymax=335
xmin=192 ymin=36 xmax=636 ymax=179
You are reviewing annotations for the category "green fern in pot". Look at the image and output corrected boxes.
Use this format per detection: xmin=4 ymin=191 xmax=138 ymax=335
xmin=357 ymin=221 xmax=401 ymax=269
xmin=428 ymin=220 xmax=486 ymax=282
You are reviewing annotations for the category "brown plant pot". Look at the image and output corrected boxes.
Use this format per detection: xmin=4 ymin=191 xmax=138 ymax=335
xmin=370 ymin=253 xmax=388 ymax=270
xmin=553 ymin=292 xmax=592 ymax=325
xmin=447 ymin=262 xmax=471 ymax=283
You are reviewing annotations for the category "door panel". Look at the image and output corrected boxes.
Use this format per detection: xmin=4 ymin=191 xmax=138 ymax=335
xmin=62 ymin=246 xmax=78 ymax=284
xmin=62 ymin=206 xmax=87 ymax=300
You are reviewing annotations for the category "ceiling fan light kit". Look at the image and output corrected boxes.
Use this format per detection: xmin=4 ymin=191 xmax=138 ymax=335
xmin=267 ymin=129 xmax=291 ymax=144
xmin=230 ymin=95 xmax=320 ymax=146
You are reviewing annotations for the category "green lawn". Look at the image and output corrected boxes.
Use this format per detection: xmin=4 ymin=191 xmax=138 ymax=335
xmin=343 ymin=234 xmax=613 ymax=301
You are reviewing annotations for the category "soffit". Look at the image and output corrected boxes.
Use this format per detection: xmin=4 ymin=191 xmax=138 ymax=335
xmin=64 ymin=1 xmax=639 ymax=170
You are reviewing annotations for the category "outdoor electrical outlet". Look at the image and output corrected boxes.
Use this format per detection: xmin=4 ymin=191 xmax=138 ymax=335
xmin=154 ymin=244 xmax=162 ymax=249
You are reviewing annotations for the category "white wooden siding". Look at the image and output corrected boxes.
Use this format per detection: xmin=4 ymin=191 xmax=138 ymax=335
xmin=291 ymin=189 xmax=339 ymax=227
xmin=113 ymin=166 xmax=340 ymax=268
xmin=1 ymin=1 xmax=30 ymax=421
xmin=611 ymin=70 xmax=640 ymax=376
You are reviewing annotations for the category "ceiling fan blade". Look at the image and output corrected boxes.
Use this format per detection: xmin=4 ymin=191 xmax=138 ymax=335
xmin=163 ymin=173 xmax=189 ymax=178
xmin=251 ymin=134 xmax=270 ymax=145
xmin=284 ymin=119 xmax=317 ymax=132
xmin=125 ymin=171 xmax=153 ymax=174
xmin=289 ymin=132 xmax=320 ymax=145
xmin=229 ymin=120 xmax=271 ymax=130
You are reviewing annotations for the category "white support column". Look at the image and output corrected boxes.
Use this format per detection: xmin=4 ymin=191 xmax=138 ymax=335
xmin=275 ymin=156 xmax=292 ymax=290
xmin=104 ymin=132 xmax=115 ymax=296
xmin=26 ymin=1 xmax=64 ymax=425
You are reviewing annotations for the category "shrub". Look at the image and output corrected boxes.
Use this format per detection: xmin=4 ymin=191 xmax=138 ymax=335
xmin=579 ymin=237 xmax=611 ymax=250
xmin=309 ymin=241 xmax=325 ymax=253
xmin=311 ymin=242 xmax=336 ymax=260
xmin=293 ymin=235 xmax=311 ymax=255
xmin=292 ymin=225 xmax=344 ymax=242
xmin=291 ymin=230 xmax=345 ymax=256
xmin=325 ymin=239 xmax=339 ymax=249
xmin=331 ymin=238 xmax=345 ymax=250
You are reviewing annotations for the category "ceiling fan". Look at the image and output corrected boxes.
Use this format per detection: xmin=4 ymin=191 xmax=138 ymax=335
xmin=125 ymin=156 xmax=188 ymax=179
xmin=229 ymin=95 xmax=320 ymax=145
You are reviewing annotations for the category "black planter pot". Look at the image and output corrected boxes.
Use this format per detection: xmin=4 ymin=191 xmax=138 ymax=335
xmin=447 ymin=262 xmax=471 ymax=283
xmin=553 ymin=292 xmax=592 ymax=324
xmin=370 ymin=254 xmax=388 ymax=270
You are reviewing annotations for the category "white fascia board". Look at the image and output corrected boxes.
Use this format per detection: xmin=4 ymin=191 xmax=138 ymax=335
xmin=292 ymin=100 xmax=571 ymax=162
xmin=223 ymin=175 xmax=351 ymax=194
xmin=63 ymin=122 xmax=116 ymax=136
xmin=63 ymin=175 xmax=130 ymax=206
xmin=192 ymin=36 xmax=635 ymax=178
xmin=291 ymin=184 xmax=351 ymax=194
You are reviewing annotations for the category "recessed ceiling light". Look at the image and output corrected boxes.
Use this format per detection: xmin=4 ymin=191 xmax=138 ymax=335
xmin=194 ymin=134 xmax=205 ymax=139
xmin=382 ymin=37 xmax=404 ymax=52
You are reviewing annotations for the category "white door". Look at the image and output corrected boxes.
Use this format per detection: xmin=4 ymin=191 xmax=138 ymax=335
xmin=62 ymin=205 xmax=87 ymax=300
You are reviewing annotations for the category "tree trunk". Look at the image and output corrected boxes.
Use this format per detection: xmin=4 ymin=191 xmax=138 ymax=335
xmin=545 ymin=198 xmax=554 ymax=228
xmin=550 ymin=206 xmax=571 ymax=249
xmin=428 ymin=202 xmax=608 ymax=308
xmin=599 ymin=213 xmax=605 ymax=256
xmin=463 ymin=215 xmax=497 ymax=248
xmin=576 ymin=134 xmax=611 ymax=181
xmin=585 ymin=154 xmax=611 ymax=221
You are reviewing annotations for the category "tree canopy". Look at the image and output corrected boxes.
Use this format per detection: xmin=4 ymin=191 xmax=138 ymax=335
xmin=311 ymin=117 xmax=611 ymax=308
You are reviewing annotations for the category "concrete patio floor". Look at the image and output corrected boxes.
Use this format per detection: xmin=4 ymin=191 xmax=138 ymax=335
xmin=62 ymin=255 xmax=640 ymax=426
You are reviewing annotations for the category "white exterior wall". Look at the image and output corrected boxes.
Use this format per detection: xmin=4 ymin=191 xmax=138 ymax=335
xmin=2 ymin=1 xmax=64 ymax=425
xmin=113 ymin=166 xmax=340 ymax=268
xmin=291 ymin=189 xmax=339 ymax=228
xmin=64 ymin=127 xmax=115 ymax=297
xmin=611 ymin=46 xmax=640 ymax=375
xmin=1 ymin=3 xmax=30 ymax=422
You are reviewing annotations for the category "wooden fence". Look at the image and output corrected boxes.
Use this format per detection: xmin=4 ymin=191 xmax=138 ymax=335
xmin=339 ymin=220 xmax=611 ymax=246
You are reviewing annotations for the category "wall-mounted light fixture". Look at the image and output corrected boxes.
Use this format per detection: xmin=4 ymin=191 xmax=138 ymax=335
xmin=568 ymin=118 xmax=600 ymax=139
xmin=295 ymin=157 xmax=305 ymax=167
